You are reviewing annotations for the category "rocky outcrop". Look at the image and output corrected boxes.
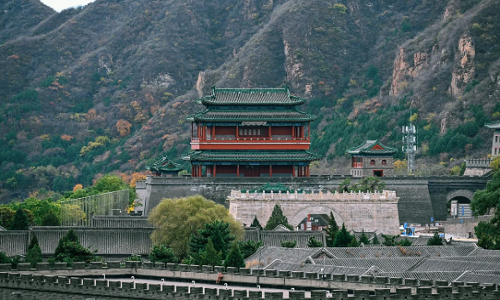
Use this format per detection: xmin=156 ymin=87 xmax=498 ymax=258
xmin=389 ymin=48 xmax=429 ymax=96
xmin=449 ymin=32 xmax=476 ymax=99
xmin=283 ymin=38 xmax=303 ymax=90
xmin=196 ymin=72 xmax=205 ymax=98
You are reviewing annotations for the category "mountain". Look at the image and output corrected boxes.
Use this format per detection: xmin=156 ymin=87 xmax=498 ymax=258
xmin=0 ymin=0 xmax=499 ymax=201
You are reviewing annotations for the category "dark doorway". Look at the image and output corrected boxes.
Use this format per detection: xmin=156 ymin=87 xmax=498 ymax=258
xmin=373 ymin=170 xmax=383 ymax=177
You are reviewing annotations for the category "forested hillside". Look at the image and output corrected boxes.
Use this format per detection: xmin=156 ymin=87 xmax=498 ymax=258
xmin=0 ymin=0 xmax=499 ymax=202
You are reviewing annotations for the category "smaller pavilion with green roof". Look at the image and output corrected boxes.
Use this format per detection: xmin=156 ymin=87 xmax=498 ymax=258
xmin=146 ymin=156 xmax=183 ymax=177
xmin=347 ymin=140 xmax=397 ymax=177
xmin=185 ymin=87 xmax=320 ymax=177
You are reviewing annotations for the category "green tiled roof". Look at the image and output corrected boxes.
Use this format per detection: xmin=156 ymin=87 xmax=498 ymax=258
xmin=146 ymin=156 xmax=183 ymax=172
xmin=188 ymin=151 xmax=321 ymax=162
xmin=486 ymin=123 xmax=500 ymax=129
xmin=346 ymin=139 xmax=397 ymax=155
xmin=199 ymin=87 xmax=305 ymax=106
xmin=189 ymin=109 xmax=316 ymax=122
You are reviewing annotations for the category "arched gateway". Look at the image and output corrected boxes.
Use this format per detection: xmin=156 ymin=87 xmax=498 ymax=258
xmin=228 ymin=190 xmax=401 ymax=235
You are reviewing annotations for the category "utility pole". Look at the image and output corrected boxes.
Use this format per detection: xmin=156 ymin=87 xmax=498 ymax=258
xmin=402 ymin=123 xmax=417 ymax=174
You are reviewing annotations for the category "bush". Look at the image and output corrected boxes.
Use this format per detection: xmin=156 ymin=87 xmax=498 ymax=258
xmin=281 ymin=240 xmax=297 ymax=248
xmin=149 ymin=244 xmax=178 ymax=263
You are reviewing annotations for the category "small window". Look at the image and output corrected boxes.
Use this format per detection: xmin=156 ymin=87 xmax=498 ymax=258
xmin=257 ymin=129 xmax=261 ymax=136
xmin=370 ymin=160 xmax=375 ymax=165
xmin=253 ymin=129 xmax=256 ymax=135
xmin=496 ymin=136 xmax=499 ymax=143
xmin=244 ymin=129 xmax=248 ymax=135
xmin=382 ymin=160 xmax=387 ymax=165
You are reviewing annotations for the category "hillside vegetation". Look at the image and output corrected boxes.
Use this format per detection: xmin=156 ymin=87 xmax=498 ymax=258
xmin=0 ymin=0 xmax=499 ymax=202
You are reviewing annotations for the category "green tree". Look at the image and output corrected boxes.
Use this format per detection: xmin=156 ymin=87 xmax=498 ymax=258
xmin=28 ymin=235 xmax=39 ymax=250
xmin=41 ymin=209 xmax=60 ymax=226
xmin=471 ymin=171 xmax=500 ymax=216
xmin=332 ymin=223 xmax=352 ymax=247
xmin=324 ymin=212 xmax=339 ymax=247
xmin=352 ymin=176 xmax=386 ymax=193
xmin=26 ymin=244 xmax=42 ymax=267
xmin=0 ymin=207 xmax=15 ymax=229
xmin=281 ymin=240 xmax=297 ymax=248
xmin=250 ymin=216 xmax=263 ymax=230
xmin=347 ymin=236 xmax=359 ymax=247
xmin=381 ymin=234 xmax=398 ymax=246
xmin=264 ymin=204 xmax=293 ymax=230
xmin=224 ymin=242 xmax=245 ymax=268
xmin=148 ymin=195 xmax=243 ymax=257
xmin=54 ymin=229 xmax=95 ymax=263
xmin=149 ymin=244 xmax=178 ymax=263
xmin=398 ymin=238 xmax=413 ymax=246
xmin=188 ymin=220 xmax=236 ymax=263
xmin=199 ymin=238 xmax=222 ymax=266
xmin=238 ymin=240 xmax=262 ymax=259
xmin=307 ymin=236 xmax=324 ymax=247
xmin=359 ymin=230 xmax=370 ymax=245
xmin=372 ymin=235 xmax=380 ymax=245
xmin=0 ymin=252 xmax=11 ymax=264
xmin=337 ymin=178 xmax=352 ymax=192
xmin=427 ymin=232 xmax=444 ymax=246
xmin=10 ymin=208 xmax=30 ymax=230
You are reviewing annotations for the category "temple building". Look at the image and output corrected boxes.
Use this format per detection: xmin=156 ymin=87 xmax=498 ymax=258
xmin=146 ymin=156 xmax=183 ymax=177
xmin=185 ymin=87 xmax=320 ymax=177
xmin=347 ymin=140 xmax=396 ymax=177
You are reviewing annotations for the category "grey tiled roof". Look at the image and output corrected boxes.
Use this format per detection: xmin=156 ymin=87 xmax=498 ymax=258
xmin=267 ymin=262 xmax=369 ymax=275
xmin=313 ymin=257 xmax=424 ymax=273
xmin=411 ymin=259 xmax=500 ymax=272
xmin=455 ymin=271 xmax=500 ymax=285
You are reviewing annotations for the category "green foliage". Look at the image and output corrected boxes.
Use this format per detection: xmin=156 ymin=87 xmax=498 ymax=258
xmin=41 ymin=209 xmax=60 ymax=226
xmin=41 ymin=75 xmax=55 ymax=88
xmin=332 ymin=4 xmax=347 ymax=14
xmin=126 ymin=255 xmax=142 ymax=261
xmin=0 ymin=207 xmax=15 ymax=229
xmin=471 ymin=171 xmax=500 ymax=216
xmin=65 ymin=175 xmax=136 ymax=206
xmin=337 ymin=178 xmax=352 ymax=193
xmin=26 ymin=244 xmax=42 ymax=267
xmin=307 ymin=236 xmax=324 ymax=247
xmin=347 ymin=236 xmax=359 ymax=247
xmin=0 ymin=252 xmax=10 ymax=264
xmin=336 ymin=177 xmax=386 ymax=193
xmin=148 ymin=195 xmax=243 ymax=258
xmin=28 ymin=235 xmax=39 ymax=250
xmin=359 ymin=231 xmax=370 ymax=245
xmin=398 ymin=238 xmax=413 ymax=246
xmin=188 ymin=220 xmax=236 ymax=263
xmin=324 ymin=212 xmax=339 ymax=247
xmin=250 ymin=215 xmax=263 ymax=230
xmin=238 ymin=240 xmax=262 ymax=259
xmin=149 ymin=244 xmax=178 ymax=263
xmin=54 ymin=229 xmax=95 ymax=263
xmin=427 ymin=232 xmax=443 ymax=246
xmin=224 ymin=242 xmax=245 ymax=268
xmin=199 ymin=238 xmax=222 ymax=266
xmin=401 ymin=17 xmax=411 ymax=33
xmin=9 ymin=208 xmax=30 ymax=230
xmin=281 ymin=240 xmax=297 ymax=248
xmin=264 ymin=204 xmax=293 ymax=230
xmin=372 ymin=235 xmax=380 ymax=245
xmin=333 ymin=223 xmax=352 ymax=247
xmin=381 ymin=234 xmax=398 ymax=246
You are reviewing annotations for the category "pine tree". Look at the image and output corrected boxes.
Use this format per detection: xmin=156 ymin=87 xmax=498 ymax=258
xmin=324 ymin=212 xmax=339 ymax=247
xmin=28 ymin=235 xmax=39 ymax=250
xmin=397 ymin=238 xmax=412 ymax=246
xmin=199 ymin=238 xmax=222 ymax=266
xmin=372 ymin=235 xmax=380 ymax=245
xmin=26 ymin=244 xmax=42 ymax=267
xmin=41 ymin=209 xmax=60 ymax=226
xmin=427 ymin=232 xmax=444 ymax=246
xmin=188 ymin=220 xmax=235 ymax=262
xmin=347 ymin=235 xmax=359 ymax=247
xmin=250 ymin=216 xmax=263 ymax=230
xmin=224 ymin=242 xmax=245 ymax=268
xmin=9 ymin=209 xmax=30 ymax=230
xmin=264 ymin=204 xmax=293 ymax=230
xmin=149 ymin=244 xmax=178 ymax=263
xmin=381 ymin=234 xmax=398 ymax=246
xmin=307 ymin=236 xmax=324 ymax=247
xmin=54 ymin=229 xmax=94 ymax=263
xmin=281 ymin=240 xmax=297 ymax=248
xmin=359 ymin=230 xmax=370 ymax=245
xmin=332 ymin=223 xmax=352 ymax=247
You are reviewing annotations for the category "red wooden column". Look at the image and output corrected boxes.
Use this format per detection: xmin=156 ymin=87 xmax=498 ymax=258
xmin=236 ymin=125 xmax=239 ymax=140
xmin=199 ymin=165 xmax=202 ymax=177
xmin=306 ymin=165 xmax=310 ymax=177
xmin=212 ymin=125 xmax=215 ymax=140
xmin=269 ymin=165 xmax=273 ymax=178
xmin=192 ymin=166 xmax=195 ymax=177
xmin=292 ymin=126 xmax=295 ymax=139
xmin=268 ymin=126 xmax=272 ymax=139
xmin=292 ymin=164 xmax=296 ymax=177
xmin=237 ymin=164 xmax=240 ymax=177
xmin=213 ymin=164 xmax=217 ymax=178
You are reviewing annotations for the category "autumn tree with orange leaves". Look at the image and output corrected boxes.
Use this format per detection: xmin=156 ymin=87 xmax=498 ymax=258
xmin=116 ymin=119 xmax=132 ymax=137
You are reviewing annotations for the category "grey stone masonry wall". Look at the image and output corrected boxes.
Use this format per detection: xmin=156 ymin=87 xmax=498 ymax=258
xmin=143 ymin=175 xmax=488 ymax=226
xmin=0 ymin=227 xmax=153 ymax=256
xmin=1 ymin=263 xmax=499 ymax=300
xmin=360 ymin=156 xmax=395 ymax=177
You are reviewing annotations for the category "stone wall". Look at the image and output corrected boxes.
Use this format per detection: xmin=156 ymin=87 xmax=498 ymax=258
xmin=444 ymin=216 xmax=493 ymax=239
xmin=143 ymin=175 xmax=488 ymax=226
xmin=229 ymin=190 xmax=400 ymax=235
xmin=0 ymin=227 xmax=153 ymax=256
xmin=0 ymin=263 xmax=498 ymax=299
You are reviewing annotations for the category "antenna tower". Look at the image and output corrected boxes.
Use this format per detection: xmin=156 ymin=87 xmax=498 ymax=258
xmin=402 ymin=123 xmax=417 ymax=174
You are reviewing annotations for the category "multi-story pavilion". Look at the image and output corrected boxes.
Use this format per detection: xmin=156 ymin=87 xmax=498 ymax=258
xmin=347 ymin=139 xmax=397 ymax=177
xmin=186 ymin=87 xmax=320 ymax=177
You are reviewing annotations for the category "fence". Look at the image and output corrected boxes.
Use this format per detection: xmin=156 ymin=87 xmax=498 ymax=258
xmin=60 ymin=190 xmax=129 ymax=226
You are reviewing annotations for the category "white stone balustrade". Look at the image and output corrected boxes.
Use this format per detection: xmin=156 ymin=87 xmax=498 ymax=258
xmin=228 ymin=190 xmax=398 ymax=203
